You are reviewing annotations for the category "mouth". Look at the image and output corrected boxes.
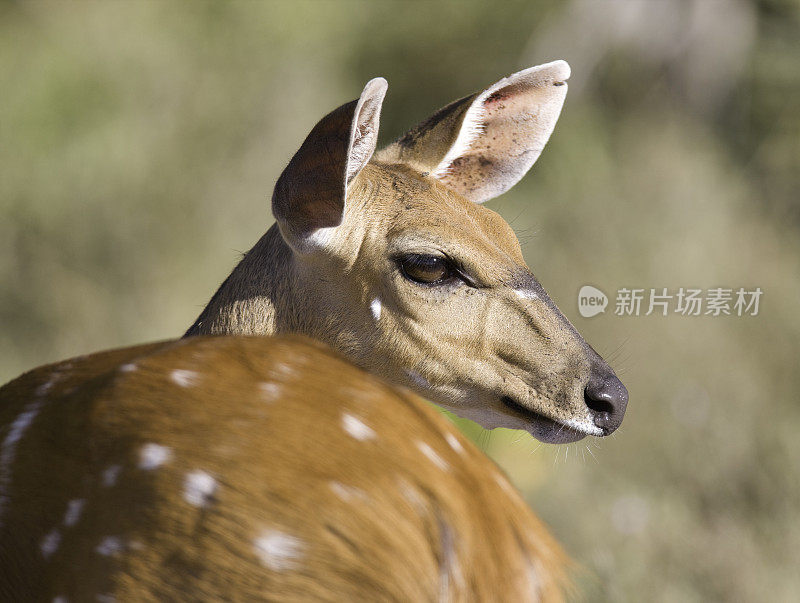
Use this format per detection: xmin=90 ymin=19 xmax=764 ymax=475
xmin=500 ymin=395 xmax=590 ymax=444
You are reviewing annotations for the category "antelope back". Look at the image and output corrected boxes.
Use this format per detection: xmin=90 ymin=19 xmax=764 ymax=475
xmin=0 ymin=336 xmax=566 ymax=601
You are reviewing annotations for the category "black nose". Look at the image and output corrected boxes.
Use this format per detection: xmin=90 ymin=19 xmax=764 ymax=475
xmin=584 ymin=371 xmax=628 ymax=435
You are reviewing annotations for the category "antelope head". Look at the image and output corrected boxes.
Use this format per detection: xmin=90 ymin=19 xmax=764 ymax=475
xmin=189 ymin=61 xmax=628 ymax=444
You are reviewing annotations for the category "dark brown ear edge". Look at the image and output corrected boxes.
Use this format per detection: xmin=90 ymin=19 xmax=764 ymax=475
xmin=272 ymin=99 xmax=358 ymax=240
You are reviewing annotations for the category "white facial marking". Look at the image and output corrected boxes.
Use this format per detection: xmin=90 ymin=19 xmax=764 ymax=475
xmin=119 ymin=363 xmax=137 ymax=373
xmin=416 ymin=441 xmax=449 ymax=471
xmin=0 ymin=399 xmax=45 ymax=526
xmin=562 ymin=418 xmax=603 ymax=437
xmin=183 ymin=470 xmax=217 ymax=507
xmin=170 ymin=369 xmax=199 ymax=388
xmin=138 ymin=443 xmax=172 ymax=470
xmin=41 ymin=529 xmax=61 ymax=558
xmin=259 ymin=382 xmax=281 ymax=399
xmin=341 ymin=413 xmax=376 ymax=441
xmin=445 ymin=433 xmax=465 ymax=455
xmin=102 ymin=464 xmax=122 ymax=487
xmin=253 ymin=529 xmax=305 ymax=571
xmin=303 ymin=226 xmax=335 ymax=250
xmin=514 ymin=289 xmax=539 ymax=300
xmin=96 ymin=536 xmax=124 ymax=557
xmin=370 ymin=298 xmax=382 ymax=321
xmin=329 ymin=481 xmax=367 ymax=502
xmin=64 ymin=499 xmax=86 ymax=527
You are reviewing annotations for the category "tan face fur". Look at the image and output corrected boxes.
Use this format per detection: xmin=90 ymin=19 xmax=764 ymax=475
xmin=186 ymin=62 xmax=628 ymax=444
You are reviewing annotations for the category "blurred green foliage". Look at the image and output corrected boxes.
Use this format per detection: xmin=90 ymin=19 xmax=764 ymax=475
xmin=1 ymin=1 xmax=799 ymax=600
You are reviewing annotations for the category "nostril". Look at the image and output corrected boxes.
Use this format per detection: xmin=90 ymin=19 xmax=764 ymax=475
xmin=583 ymin=391 xmax=615 ymax=417
xmin=584 ymin=373 xmax=628 ymax=434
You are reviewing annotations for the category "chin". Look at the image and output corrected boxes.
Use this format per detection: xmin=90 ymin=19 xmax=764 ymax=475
xmin=524 ymin=416 xmax=587 ymax=444
xmin=446 ymin=396 xmax=591 ymax=444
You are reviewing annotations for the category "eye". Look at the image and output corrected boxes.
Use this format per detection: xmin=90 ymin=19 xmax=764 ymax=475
xmin=398 ymin=254 xmax=454 ymax=285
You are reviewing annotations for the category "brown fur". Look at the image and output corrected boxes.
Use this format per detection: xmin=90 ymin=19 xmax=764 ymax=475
xmin=0 ymin=336 xmax=568 ymax=601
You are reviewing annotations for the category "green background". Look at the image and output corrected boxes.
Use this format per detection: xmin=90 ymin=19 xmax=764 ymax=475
xmin=2 ymin=1 xmax=799 ymax=600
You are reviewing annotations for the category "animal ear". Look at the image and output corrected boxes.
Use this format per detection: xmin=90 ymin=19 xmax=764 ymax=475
xmin=272 ymin=77 xmax=387 ymax=249
xmin=375 ymin=61 xmax=569 ymax=203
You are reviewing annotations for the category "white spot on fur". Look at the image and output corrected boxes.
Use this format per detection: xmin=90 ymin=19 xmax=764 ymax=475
xmin=170 ymin=369 xmax=199 ymax=388
xmin=183 ymin=470 xmax=217 ymax=507
xmin=445 ymin=433 xmax=465 ymax=455
xmin=102 ymin=464 xmax=122 ymax=487
xmin=329 ymin=481 xmax=367 ymax=502
xmin=95 ymin=536 xmax=124 ymax=557
xmin=41 ymin=529 xmax=61 ymax=558
xmin=416 ymin=441 xmax=449 ymax=471
xmin=341 ymin=413 xmax=376 ymax=441
xmin=64 ymin=499 xmax=86 ymax=527
xmin=138 ymin=443 xmax=172 ymax=470
xmin=370 ymin=298 xmax=382 ymax=321
xmin=253 ymin=530 xmax=305 ymax=571
xmin=95 ymin=595 xmax=116 ymax=603
xmin=119 ymin=363 xmax=137 ymax=373
xmin=269 ymin=361 xmax=297 ymax=379
xmin=259 ymin=382 xmax=281 ymax=399
xmin=53 ymin=596 xmax=68 ymax=603
xmin=0 ymin=399 xmax=45 ymax=526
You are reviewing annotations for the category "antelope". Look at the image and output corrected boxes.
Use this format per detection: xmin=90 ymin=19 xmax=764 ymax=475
xmin=0 ymin=61 xmax=627 ymax=600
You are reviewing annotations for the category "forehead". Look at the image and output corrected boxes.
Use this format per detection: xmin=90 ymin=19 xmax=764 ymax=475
xmin=365 ymin=162 xmax=525 ymax=265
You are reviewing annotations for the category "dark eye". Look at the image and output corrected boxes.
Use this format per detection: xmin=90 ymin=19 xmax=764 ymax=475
xmin=399 ymin=254 xmax=454 ymax=285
